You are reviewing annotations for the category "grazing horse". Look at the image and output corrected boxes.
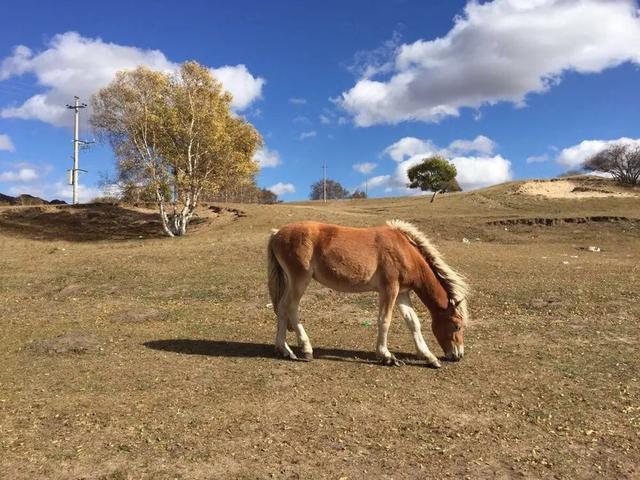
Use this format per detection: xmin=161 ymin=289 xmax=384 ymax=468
xmin=267 ymin=220 xmax=469 ymax=368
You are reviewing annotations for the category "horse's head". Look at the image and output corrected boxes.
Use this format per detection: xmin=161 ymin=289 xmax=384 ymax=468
xmin=431 ymin=298 xmax=467 ymax=361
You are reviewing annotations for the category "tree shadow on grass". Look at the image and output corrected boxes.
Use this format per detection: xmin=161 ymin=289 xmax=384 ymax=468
xmin=0 ymin=204 xmax=206 ymax=242
xmin=144 ymin=339 xmax=424 ymax=365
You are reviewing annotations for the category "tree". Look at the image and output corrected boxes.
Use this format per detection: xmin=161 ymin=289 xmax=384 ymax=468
xmin=350 ymin=189 xmax=367 ymax=199
xmin=583 ymin=143 xmax=640 ymax=186
xmin=309 ymin=179 xmax=351 ymax=200
xmin=407 ymin=155 xmax=461 ymax=202
xmin=91 ymin=62 xmax=262 ymax=236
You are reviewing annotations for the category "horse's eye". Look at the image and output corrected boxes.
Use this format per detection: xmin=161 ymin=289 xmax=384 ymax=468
xmin=453 ymin=325 xmax=461 ymax=332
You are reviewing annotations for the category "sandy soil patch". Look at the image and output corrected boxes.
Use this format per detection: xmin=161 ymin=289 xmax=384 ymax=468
xmin=518 ymin=180 xmax=636 ymax=198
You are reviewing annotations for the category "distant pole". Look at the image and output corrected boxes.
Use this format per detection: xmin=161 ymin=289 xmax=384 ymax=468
xmin=322 ymin=160 xmax=327 ymax=203
xmin=365 ymin=175 xmax=368 ymax=197
xmin=66 ymin=96 xmax=87 ymax=205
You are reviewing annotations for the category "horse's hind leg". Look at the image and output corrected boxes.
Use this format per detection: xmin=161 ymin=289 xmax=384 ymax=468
xmin=285 ymin=275 xmax=313 ymax=361
xmin=396 ymin=292 xmax=441 ymax=368
xmin=275 ymin=272 xmax=312 ymax=361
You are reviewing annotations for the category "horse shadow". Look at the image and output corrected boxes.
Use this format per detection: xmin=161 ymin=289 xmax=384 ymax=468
xmin=143 ymin=339 xmax=424 ymax=365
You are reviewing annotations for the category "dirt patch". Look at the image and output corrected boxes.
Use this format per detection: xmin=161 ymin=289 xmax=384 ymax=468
xmin=27 ymin=332 xmax=101 ymax=355
xmin=110 ymin=307 xmax=163 ymax=323
xmin=517 ymin=179 xmax=637 ymax=198
xmin=488 ymin=215 xmax=638 ymax=226
xmin=208 ymin=205 xmax=247 ymax=218
xmin=55 ymin=283 xmax=85 ymax=299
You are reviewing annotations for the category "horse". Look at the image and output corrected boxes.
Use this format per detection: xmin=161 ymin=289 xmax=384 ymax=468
xmin=266 ymin=220 xmax=469 ymax=368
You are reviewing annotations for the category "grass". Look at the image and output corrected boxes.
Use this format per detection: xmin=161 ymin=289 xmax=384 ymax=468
xmin=1 ymin=178 xmax=639 ymax=479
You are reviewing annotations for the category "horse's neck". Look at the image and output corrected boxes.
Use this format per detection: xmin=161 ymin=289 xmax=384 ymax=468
xmin=414 ymin=266 xmax=450 ymax=314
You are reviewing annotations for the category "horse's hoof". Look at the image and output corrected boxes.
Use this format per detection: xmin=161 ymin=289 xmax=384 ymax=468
xmin=301 ymin=352 xmax=314 ymax=362
xmin=426 ymin=359 xmax=441 ymax=369
xmin=381 ymin=356 xmax=404 ymax=367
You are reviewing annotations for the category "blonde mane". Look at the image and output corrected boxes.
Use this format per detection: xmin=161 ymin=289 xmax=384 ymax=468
xmin=387 ymin=219 xmax=470 ymax=322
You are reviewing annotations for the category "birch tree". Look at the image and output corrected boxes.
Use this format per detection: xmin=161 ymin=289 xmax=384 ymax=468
xmin=92 ymin=62 xmax=262 ymax=236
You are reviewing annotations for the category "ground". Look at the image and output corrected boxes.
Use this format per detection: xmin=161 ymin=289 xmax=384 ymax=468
xmin=1 ymin=178 xmax=639 ymax=479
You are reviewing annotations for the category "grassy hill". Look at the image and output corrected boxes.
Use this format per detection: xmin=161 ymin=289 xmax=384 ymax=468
xmin=1 ymin=177 xmax=639 ymax=478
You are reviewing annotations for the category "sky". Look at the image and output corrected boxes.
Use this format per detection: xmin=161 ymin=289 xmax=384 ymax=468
xmin=1 ymin=0 xmax=639 ymax=202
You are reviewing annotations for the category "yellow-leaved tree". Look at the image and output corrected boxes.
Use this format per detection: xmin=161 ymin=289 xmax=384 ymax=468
xmin=92 ymin=61 xmax=262 ymax=236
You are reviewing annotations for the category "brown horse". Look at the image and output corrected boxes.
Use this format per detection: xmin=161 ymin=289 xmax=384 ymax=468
xmin=267 ymin=220 xmax=469 ymax=368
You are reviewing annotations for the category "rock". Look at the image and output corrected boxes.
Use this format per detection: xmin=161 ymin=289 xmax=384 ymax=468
xmin=462 ymin=237 xmax=471 ymax=244
xmin=587 ymin=246 xmax=601 ymax=252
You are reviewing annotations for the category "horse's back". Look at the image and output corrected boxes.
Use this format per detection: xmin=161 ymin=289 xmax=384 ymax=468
xmin=271 ymin=221 xmax=417 ymax=292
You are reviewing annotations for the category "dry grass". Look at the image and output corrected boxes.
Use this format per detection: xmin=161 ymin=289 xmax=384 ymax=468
xmin=1 ymin=178 xmax=639 ymax=479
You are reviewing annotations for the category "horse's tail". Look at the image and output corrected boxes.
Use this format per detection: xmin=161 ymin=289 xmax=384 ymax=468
xmin=267 ymin=229 xmax=286 ymax=317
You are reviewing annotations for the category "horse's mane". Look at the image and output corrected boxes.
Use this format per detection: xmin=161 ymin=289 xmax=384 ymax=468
xmin=387 ymin=219 xmax=469 ymax=322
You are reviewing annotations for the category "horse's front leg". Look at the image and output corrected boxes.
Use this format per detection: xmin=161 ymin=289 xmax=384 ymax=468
xmin=396 ymin=292 xmax=441 ymax=368
xmin=376 ymin=283 xmax=403 ymax=366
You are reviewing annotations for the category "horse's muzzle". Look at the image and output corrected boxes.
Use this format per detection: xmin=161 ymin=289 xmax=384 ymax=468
xmin=445 ymin=345 xmax=464 ymax=362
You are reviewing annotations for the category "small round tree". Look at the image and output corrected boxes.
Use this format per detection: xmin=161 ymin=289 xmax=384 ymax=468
xmin=407 ymin=155 xmax=461 ymax=202
xmin=583 ymin=143 xmax=640 ymax=186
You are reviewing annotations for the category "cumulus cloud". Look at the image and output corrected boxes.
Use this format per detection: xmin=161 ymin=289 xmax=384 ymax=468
xmin=448 ymin=135 xmax=496 ymax=155
xmin=253 ymin=146 xmax=281 ymax=168
xmin=0 ymin=32 xmax=264 ymax=126
xmin=340 ymin=0 xmax=640 ymax=126
xmin=269 ymin=182 xmax=295 ymax=196
xmin=0 ymin=134 xmax=15 ymax=151
xmin=210 ymin=64 xmax=264 ymax=111
xmin=371 ymin=135 xmax=512 ymax=192
xmin=299 ymin=130 xmax=317 ymax=140
xmin=0 ymin=167 xmax=38 ymax=182
xmin=556 ymin=137 xmax=640 ymax=169
xmin=353 ymin=162 xmax=377 ymax=175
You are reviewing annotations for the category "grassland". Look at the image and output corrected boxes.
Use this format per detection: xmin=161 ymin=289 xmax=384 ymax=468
xmin=1 ymin=178 xmax=639 ymax=479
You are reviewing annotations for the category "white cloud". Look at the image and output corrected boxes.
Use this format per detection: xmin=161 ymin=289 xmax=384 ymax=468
xmin=526 ymin=153 xmax=550 ymax=164
xmin=53 ymin=181 xmax=102 ymax=203
xmin=448 ymin=135 xmax=496 ymax=155
xmin=0 ymin=134 xmax=15 ymax=151
xmin=383 ymin=137 xmax=437 ymax=162
xmin=299 ymin=130 xmax=317 ymax=140
xmin=269 ymin=182 xmax=295 ymax=196
xmin=367 ymin=175 xmax=392 ymax=189
xmin=557 ymin=137 xmax=640 ymax=169
xmin=289 ymin=98 xmax=307 ymax=105
xmin=293 ymin=115 xmax=311 ymax=125
xmin=253 ymin=146 xmax=281 ymax=168
xmin=210 ymin=64 xmax=264 ymax=111
xmin=0 ymin=167 xmax=38 ymax=182
xmin=0 ymin=32 xmax=264 ymax=126
xmin=340 ymin=0 xmax=640 ymax=126
xmin=373 ymin=134 xmax=512 ymax=191
xmin=353 ymin=162 xmax=377 ymax=175
xmin=383 ymin=135 xmax=495 ymax=162
xmin=450 ymin=155 xmax=512 ymax=190
xmin=319 ymin=114 xmax=331 ymax=124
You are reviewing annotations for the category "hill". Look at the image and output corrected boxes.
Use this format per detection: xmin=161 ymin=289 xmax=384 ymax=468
xmin=1 ymin=177 xmax=639 ymax=479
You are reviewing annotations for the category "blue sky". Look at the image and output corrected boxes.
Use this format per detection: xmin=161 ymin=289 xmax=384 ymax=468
xmin=1 ymin=0 xmax=639 ymax=201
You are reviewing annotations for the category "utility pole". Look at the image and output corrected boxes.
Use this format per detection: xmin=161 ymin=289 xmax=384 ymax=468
xmin=66 ymin=96 xmax=88 ymax=205
xmin=365 ymin=175 xmax=368 ymax=197
xmin=322 ymin=160 xmax=327 ymax=203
